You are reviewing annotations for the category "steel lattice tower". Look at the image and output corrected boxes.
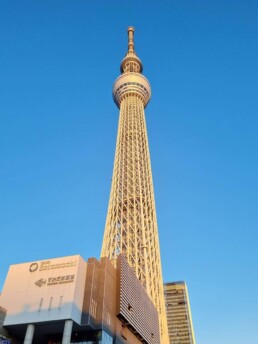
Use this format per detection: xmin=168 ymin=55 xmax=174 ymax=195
xmin=101 ymin=27 xmax=169 ymax=343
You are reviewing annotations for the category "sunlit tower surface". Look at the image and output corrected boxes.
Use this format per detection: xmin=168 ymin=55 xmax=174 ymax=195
xmin=101 ymin=27 xmax=169 ymax=343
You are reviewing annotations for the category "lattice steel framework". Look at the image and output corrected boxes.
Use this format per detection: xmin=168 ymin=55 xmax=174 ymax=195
xmin=101 ymin=27 xmax=169 ymax=343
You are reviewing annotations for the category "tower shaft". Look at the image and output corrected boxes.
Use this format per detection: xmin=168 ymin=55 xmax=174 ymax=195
xmin=101 ymin=28 xmax=169 ymax=343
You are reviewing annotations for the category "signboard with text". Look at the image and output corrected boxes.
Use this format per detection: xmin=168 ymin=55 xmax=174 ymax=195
xmin=1 ymin=255 xmax=87 ymax=326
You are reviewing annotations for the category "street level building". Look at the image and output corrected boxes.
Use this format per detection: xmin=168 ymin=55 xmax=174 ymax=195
xmin=0 ymin=254 xmax=159 ymax=344
xmin=0 ymin=304 xmax=12 ymax=344
xmin=101 ymin=27 xmax=169 ymax=343
xmin=164 ymin=282 xmax=196 ymax=344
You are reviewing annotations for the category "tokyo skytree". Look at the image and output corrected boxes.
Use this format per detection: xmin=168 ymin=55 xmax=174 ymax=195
xmin=101 ymin=27 xmax=169 ymax=343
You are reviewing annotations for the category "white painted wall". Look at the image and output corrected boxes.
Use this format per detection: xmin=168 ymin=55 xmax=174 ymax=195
xmin=1 ymin=255 xmax=87 ymax=325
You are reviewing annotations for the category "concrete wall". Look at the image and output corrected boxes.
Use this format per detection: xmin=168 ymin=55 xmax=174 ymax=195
xmin=1 ymin=255 xmax=87 ymax=326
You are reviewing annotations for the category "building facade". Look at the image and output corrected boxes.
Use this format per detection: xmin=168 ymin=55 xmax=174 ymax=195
xmin=164 ymin=282 xmax=196 ymax=344
xmin=0 ymin=254 xmax=159 ymax=344
xmin=101 ymin=27 xmax=169 ymax=343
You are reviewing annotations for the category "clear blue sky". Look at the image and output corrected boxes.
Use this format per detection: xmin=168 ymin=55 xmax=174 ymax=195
xmin=0 ymin=1 xmax=257 ymax=343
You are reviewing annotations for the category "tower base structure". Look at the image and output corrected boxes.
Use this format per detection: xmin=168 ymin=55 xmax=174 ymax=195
xmin=0 ymin=254 xmax=160 ymax=344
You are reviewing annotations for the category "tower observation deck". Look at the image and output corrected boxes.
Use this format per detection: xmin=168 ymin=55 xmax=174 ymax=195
xmin=101 ymin=27 xmax=169 ymax=343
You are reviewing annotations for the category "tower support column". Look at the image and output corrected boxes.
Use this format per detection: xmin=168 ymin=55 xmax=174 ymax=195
xmin=23 ymin=324 xmax=35 ymax=344
xmin=62 ymin=319 xmax=73 ymax=344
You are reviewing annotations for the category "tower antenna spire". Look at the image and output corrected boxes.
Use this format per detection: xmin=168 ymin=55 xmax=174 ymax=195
xmin=120 ymin=26 xmax=143 ymax=74
xmin=127 ymin=26 xmax=135 ymax=53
